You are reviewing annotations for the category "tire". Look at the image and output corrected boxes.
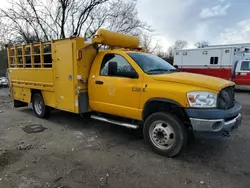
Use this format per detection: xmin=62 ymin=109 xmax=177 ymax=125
xmin=143 ymin=112 xmax=187 ymax=157
xmin=32 ymin=93 xmax=50 ymax=118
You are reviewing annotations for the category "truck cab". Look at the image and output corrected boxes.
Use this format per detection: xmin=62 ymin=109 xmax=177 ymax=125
xmin=88 ymin=48 xmax=242 ymax=157
xmin=232 ymin=59 xmax=250 ymax=90
xmin=7 ymin=29 xmax=242 ymax=157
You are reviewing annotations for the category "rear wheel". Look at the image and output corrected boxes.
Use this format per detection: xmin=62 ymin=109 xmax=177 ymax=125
xmin=143 ymin=112 xmax=187 ymax=157
xmin=32 ymin=93 xmax=50 ymax=118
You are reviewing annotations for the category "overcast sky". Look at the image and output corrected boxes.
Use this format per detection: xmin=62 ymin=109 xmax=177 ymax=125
xmin=137 ymin=0 xmax=250 ymax=49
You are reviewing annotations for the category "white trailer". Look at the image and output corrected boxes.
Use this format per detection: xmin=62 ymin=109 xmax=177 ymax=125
xmin=174 ymin=46 xmax=250 ymax=89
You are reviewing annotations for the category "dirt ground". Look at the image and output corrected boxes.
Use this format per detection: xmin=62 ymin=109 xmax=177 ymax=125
xmin=0 ymin=88 xmax=249 ymax=188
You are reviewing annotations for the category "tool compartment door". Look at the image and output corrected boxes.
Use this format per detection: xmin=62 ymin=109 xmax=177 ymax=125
xmin=54 ymin=41 xmax=75 ymax=112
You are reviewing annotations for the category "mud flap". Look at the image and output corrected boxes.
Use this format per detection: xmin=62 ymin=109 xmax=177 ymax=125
xmin=14 ymin=100 xmax=28 ymax=108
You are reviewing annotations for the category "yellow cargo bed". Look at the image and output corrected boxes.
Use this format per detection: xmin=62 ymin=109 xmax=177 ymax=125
xmin=8 ymin=37 xmax=98 ymax=113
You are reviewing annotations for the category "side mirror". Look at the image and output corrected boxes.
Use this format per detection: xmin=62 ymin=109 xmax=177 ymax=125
xmin=108 ymin=61 xmax=117 ymax=76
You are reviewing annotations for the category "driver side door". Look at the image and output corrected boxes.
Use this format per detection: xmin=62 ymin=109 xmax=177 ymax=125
xmin=89 ymin=52 xmax=143 ymax=120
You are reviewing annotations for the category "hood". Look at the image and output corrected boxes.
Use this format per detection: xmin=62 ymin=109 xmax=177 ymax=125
xmin=152 ymin=72 xmax=234 ymax=91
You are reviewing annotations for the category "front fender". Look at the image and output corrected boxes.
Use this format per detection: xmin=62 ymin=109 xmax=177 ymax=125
xmin=142 ymin=98 xmax=184 ymax=120
xmin=144 ymin=98 xmax=183 ymax=108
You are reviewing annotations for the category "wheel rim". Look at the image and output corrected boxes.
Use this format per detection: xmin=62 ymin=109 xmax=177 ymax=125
xmin=34 ymin=97 xmax=43 ymax=115
xmin=149 ymin=120 xmax=176 ymax=150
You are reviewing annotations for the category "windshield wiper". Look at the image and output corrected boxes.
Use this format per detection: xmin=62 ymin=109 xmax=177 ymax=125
xmin=148 ymin=68 xmax=170 ymax=72
xmin=169 ymin=69 xmax=180 ymax=72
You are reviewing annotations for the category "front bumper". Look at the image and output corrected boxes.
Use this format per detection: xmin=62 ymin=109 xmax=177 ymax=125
xmin=185 ymin=101 xmax=242 ymax=139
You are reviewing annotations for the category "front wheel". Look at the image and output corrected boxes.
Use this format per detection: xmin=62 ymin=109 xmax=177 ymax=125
xmin=143 ymin=112 xmax=187 ymax=157
xmin=32 ymin=93 xmax=50 ymax=118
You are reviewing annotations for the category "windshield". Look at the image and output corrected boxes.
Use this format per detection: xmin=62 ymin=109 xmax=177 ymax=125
xmin=127 ymin=52 xmax=176 ymax=74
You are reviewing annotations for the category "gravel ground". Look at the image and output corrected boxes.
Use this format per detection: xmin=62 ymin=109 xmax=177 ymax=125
xmin=0 ymin=88 xmax=249 ymax=188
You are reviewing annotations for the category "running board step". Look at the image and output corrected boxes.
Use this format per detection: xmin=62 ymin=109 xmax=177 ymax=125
xmin=91 ymin=115 xmax=139 ymax=129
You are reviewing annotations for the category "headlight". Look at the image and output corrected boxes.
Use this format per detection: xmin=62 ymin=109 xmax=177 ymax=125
xmin=187 ymin=91 xmax=217 ymax=108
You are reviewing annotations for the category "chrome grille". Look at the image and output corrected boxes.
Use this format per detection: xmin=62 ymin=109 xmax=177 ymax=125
xmin=218 ymin=86 xmax=235 ymax=110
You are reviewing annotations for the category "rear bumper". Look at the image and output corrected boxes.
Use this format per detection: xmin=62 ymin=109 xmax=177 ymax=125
xmin=185 ymin=102 xmax=242 ymax=139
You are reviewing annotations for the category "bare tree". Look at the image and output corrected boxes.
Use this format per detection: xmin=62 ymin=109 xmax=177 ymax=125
xmin=0 ymin=0 xmax=151 ymax=45
xmin=0 ymin=0 xmax=51 ymax=43
xmin=58 ymin=0 xmax=71 ymax=38
xmin=69 ymin=0 xmax=109 ymax=36
xmin=139 ymin=33 xmax=161 ymax=53
xmin=83 ymin=0 xmax=151 ymax=38
xmin=157 ymin=40 xmax=188 ymax=65
xmin=195 ymin=41 xmax=209 ymax=48
xmin=173 ymin=40 xmax=188 ymax=50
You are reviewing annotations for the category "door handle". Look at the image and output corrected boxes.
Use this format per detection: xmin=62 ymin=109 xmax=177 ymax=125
xmin=95 ymin=80 xmax=104 ymax=85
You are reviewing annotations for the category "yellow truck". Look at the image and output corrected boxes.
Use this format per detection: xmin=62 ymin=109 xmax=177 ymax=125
xmin=7 ymin=29 xmax=242 ymax=157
